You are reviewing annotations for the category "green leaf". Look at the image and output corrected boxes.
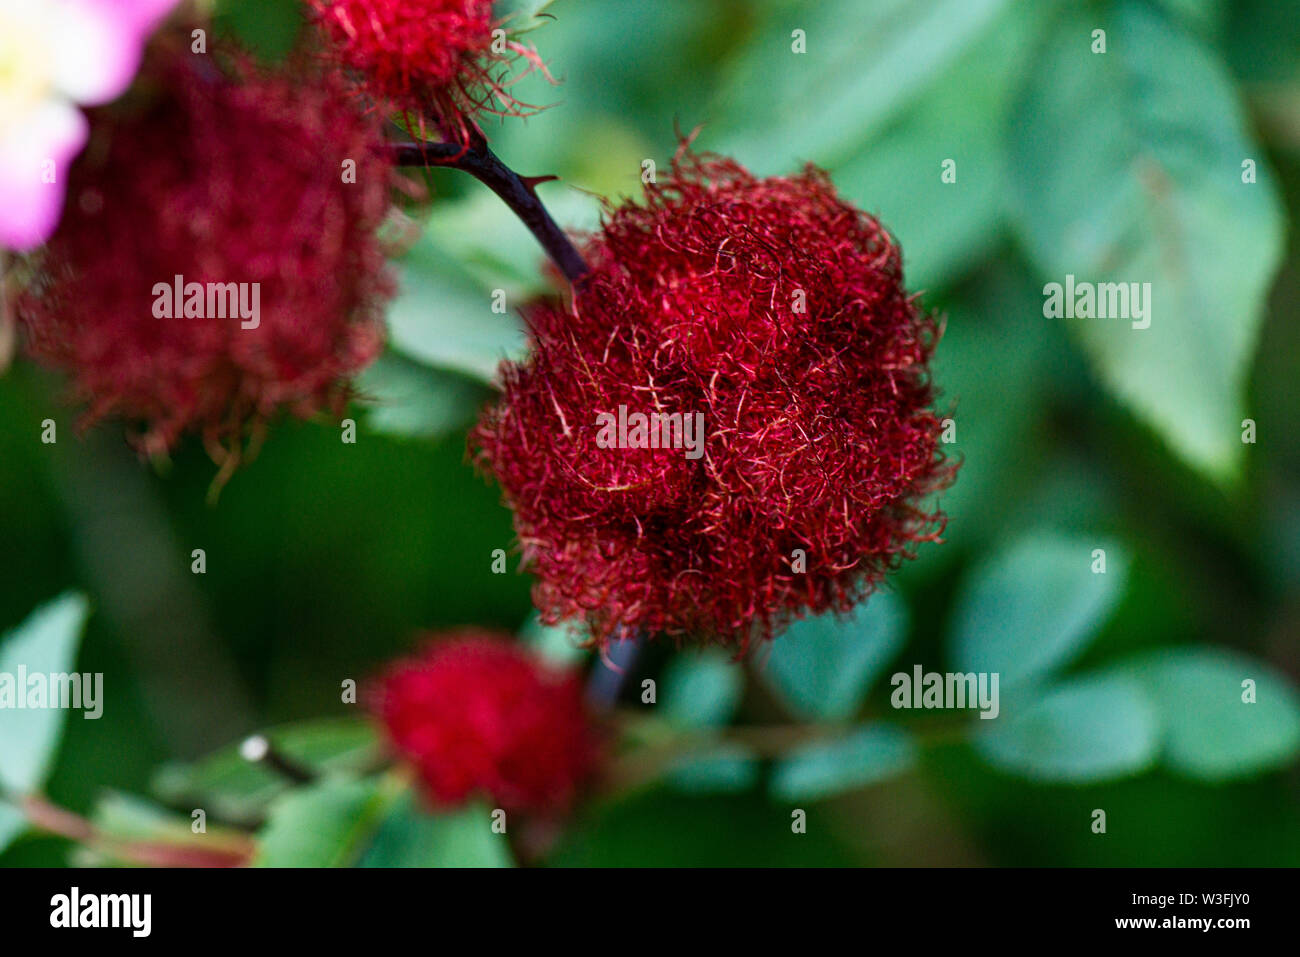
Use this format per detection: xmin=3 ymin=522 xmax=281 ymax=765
xmin=764 ymin=592 xmax=907 ymax=721
xmin=255 ymin=777 xmax=392 ymax=868
xmin=356 ymin=351 xmax=488 ymax=441
xmin=385 ymin=233 xmax=528 ymax=384
xmin=361 ymin=794 xmax=512 ymax=867
xmin=498 ymin=0 xmax=562 ymax=35
xmin=920 ymin=265 xmax=1067 ymax=557
xmin=1125 ymin=648 xmax=1300 ymax=780
xmin=423 ymin=188 xmax=601 ymax=300
xmin=485 ymin=0 xmax=726 ymax=189
xmin=0 ymin=592 xmax=91 ymax=793
xmin=0 ymin=800 xmax=24 ymax=855
xmin=770 ymin=725 xmax=917 ymax=801
xmin=666 ymin=745 xmax=760 ymax=795
xmin=974 ymin=672 xmax=1159 ymax=782
xmin=662 ymin=649 xmax=744 ymax=729
xmin=1153 ymin=0 xmax=1225 ymax=34
xmin=833 ymin=0 xmax=1056 ymax=291
xmin=90 ymin=791 xmax=189 ymax=842
xmin=950 ymin=532 xmax=1128 ymax=689
xmin=67 ymin=791 xmax=256 ymax=868
xmin=212 ymin=0 xmax=302 ymax=60
xmin=717 ymin=0 xmax=1013 ymax=174
xmin=520 ymin=614 xmax=590 ymax=667
xmin=1007 ymin=1 xmax=1286 ymax=482
xmin=152 ymin=718 xmax=380 ymax=823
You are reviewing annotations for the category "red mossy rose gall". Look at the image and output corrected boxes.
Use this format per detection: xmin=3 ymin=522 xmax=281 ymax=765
xmin=370 ymin=632 xmax=600 ymax=813
xmin=16 ymin=46 xmax=393 ymax=460
xmin=472 ymin=150 xmax=955 ymax=650
xmin=307 ymin=0 xmax=551 ymax=140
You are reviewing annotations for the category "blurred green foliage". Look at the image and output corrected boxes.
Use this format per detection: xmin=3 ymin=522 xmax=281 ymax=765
xmin=2 ymin=0 xmax=1300 ymax=866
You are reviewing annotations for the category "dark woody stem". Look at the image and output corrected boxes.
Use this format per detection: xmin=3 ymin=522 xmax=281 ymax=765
xmin=386 ymin=133 xmax=591 ymax=283
xmin=239 ymin=734 xmax=317 ymax=785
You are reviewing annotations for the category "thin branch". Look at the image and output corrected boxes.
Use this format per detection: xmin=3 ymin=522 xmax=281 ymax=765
xmin=11 ymin=793 xmax=252 ymax=867
xmin=384 ymin=133 xmax=590 ymax=283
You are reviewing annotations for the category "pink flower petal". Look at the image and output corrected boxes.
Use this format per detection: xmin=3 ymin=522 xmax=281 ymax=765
xmin=0 ymin=102 xmax=88 ymax=251
xmin=82 ymin=0 xmax=183 ymax=35
xmin=52 ymin=0 xmax=181 ymax=106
